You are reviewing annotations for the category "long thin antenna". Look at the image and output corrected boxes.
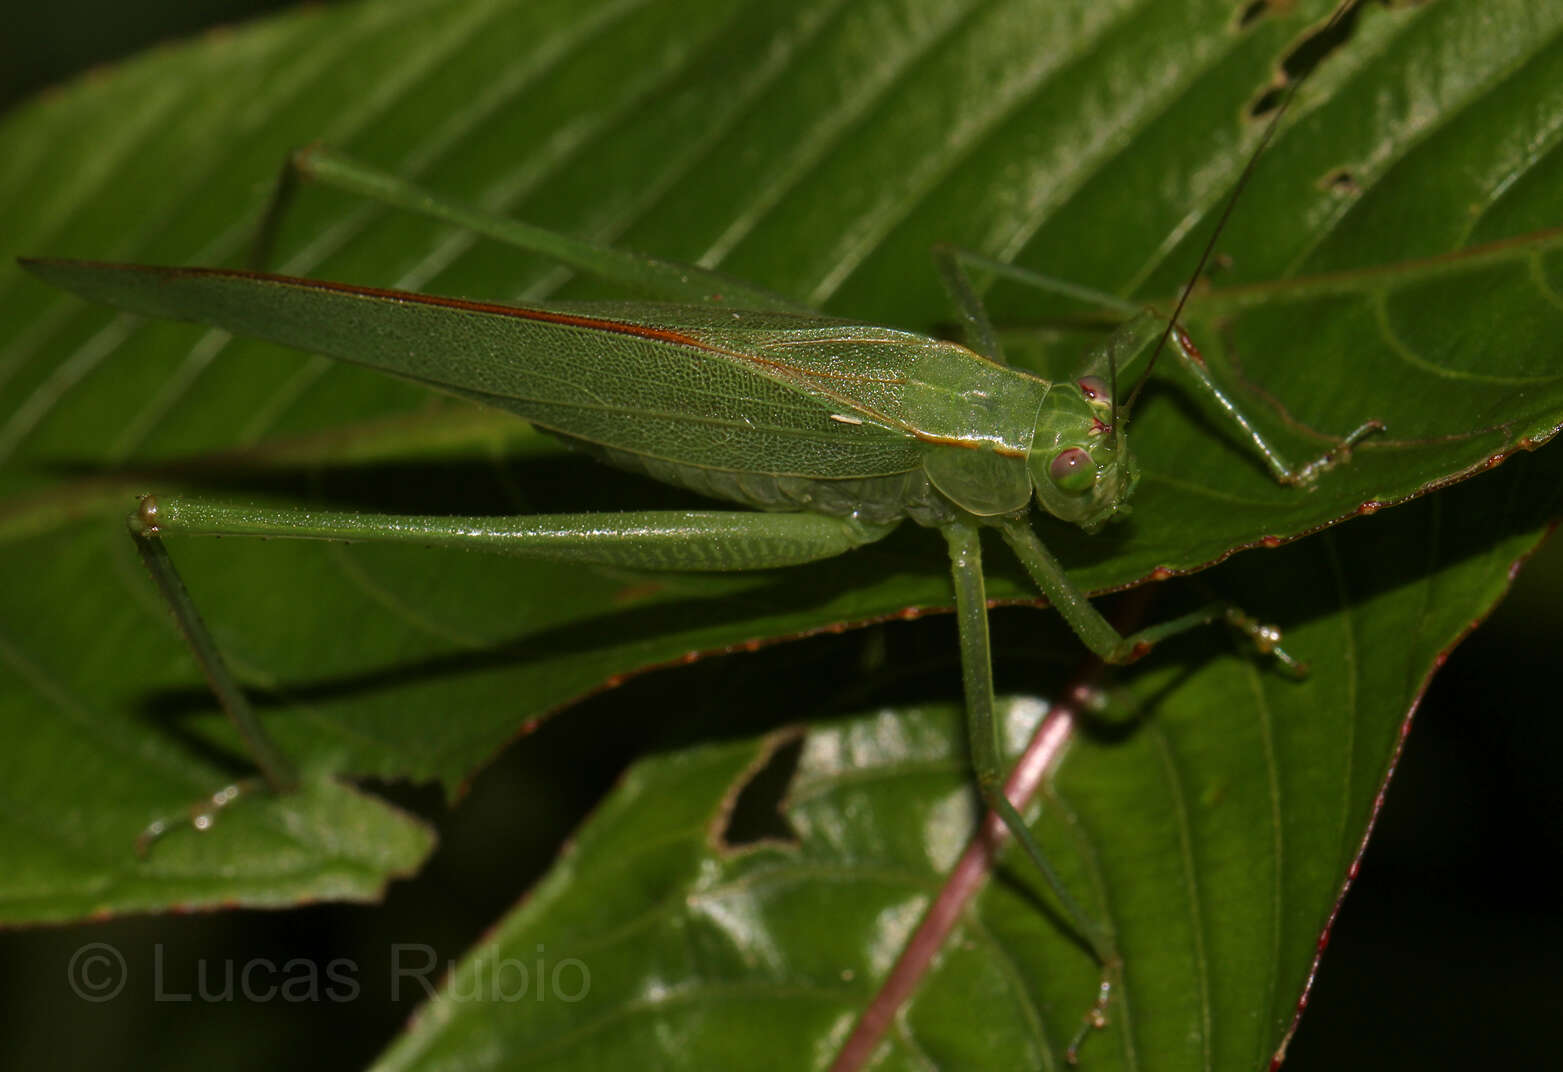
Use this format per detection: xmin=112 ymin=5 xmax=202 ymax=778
xmin=1108 ymin=328 xmax=1119 ymax=431
xmin=1124 ymin=0 xmax=1358 ymax=412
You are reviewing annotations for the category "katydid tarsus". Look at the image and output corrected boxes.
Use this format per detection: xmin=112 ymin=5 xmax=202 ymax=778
xmin=18 ymin=1 xmax=1381 ymax=1058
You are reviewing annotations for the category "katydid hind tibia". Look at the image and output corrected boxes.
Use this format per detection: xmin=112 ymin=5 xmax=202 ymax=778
xmin=19 ymin=35 xmax=1381 ymax=1054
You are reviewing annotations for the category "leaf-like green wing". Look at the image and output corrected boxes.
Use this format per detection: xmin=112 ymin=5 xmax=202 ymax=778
xmin=21 ymin=261 xmax=930 ymax=480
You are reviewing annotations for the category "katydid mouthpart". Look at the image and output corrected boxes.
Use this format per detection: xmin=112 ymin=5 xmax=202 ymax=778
xmin=17 ymin=1 xmax=1380 ymax=1058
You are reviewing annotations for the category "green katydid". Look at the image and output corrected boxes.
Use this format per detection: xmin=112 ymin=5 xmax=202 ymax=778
xmin=15 ymin=1 xmax=1381 ymax=1055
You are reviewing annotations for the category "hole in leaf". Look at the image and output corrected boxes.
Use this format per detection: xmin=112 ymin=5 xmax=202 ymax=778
xmin=719 ymin=734 xmax=803 ymax=849
xmin=1322 ymin=167 xmax=1361 ymax=195
xmin=1236 ymin=0 xmax=1276 ymax=30
xmin=1248 ymin=0 xmax=1377 ymax=119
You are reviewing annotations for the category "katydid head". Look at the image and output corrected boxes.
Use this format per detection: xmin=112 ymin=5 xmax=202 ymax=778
xmin=1028 ymin=373 xmax=1138 ymax=533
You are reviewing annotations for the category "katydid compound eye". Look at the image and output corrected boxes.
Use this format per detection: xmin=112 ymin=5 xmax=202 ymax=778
xmin=1049 ymin=447 xmax=1096 ymax=494
xmin=1077 ymin=375 xmax=1108 ymax=401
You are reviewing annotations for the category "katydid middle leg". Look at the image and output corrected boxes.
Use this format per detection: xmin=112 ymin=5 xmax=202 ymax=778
xmin=998 ymin=516 xmax=1307 ymax=675
xmin=943 ymin=521 xmax=1119 ymax=1059
xmin=941 ymin=511 xmax=1312 ymax=1060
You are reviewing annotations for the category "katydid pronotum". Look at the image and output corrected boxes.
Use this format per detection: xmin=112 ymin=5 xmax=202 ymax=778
xmin=17 ymin=3 xmax=1382 ymax=1059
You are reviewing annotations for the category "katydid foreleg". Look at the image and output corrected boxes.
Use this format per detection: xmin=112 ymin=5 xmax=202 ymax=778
xmin=934 ymin=243 xmax=1383 ymax=486
xmin=1158 ymin=324 xmax=1384 ymax=485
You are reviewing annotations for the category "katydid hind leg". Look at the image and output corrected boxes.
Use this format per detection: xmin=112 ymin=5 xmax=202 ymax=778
xmin=252 ymin=144 xmax=809 ymax=312
xmin=932 ymin=245 xmax=1171 ymax=417
xmin=942 ymin=521 xmax=1118 ymax=1054
xmin=137 ymin=495 xmax=893 ymax=570
xmin=126 ymin=493 xmax=891 ymax=852
xmin=930 ymin=244 xmax=1164 ymax=371
xmin=129 ymin=508 xmax=296 ymax=855
xmin=931 ymin=245 xmax=1006 ymax=363
xmin=249 ymin=147 xmax=304 ymax=271
xmin=933 ymin=245 xmax=1144 ymax=321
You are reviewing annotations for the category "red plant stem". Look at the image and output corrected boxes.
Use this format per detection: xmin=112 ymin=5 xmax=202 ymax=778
xmin=828 ymin=674 xmax=1098 ymax=1071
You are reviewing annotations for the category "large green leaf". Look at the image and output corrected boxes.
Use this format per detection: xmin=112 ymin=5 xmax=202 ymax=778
xmin=0 ymin=0 xmax=1560 ymax=1067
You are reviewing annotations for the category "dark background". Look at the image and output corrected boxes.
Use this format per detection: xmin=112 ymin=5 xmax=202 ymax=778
xmin=3 ymin=3 xmax=1560 ymax=1068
